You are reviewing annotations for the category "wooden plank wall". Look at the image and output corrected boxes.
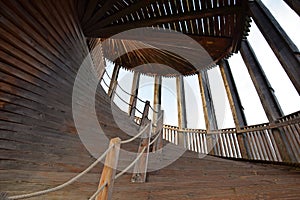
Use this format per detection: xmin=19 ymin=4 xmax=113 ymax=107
xmin=0 ymin=0 xmax=95 ymax=175
xmin=0 ymin=2 xmax=141 ymax=197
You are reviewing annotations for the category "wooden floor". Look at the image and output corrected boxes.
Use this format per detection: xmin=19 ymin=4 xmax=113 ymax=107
xmin=2 ymin=151 xmax=299 ymax=200
xmin=2 ymin=83 xmax=299 ymax=200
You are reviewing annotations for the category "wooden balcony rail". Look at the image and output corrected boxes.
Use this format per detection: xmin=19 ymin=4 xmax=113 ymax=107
xmin=163 ymin=111 xmax=300 ymax=164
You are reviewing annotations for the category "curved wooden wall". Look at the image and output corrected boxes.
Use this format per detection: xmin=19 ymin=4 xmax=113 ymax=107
xmin=0 ymin=0 xmax=95 ymax=172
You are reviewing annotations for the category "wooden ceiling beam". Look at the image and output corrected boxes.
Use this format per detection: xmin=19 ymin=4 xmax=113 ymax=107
xmin=231 ymin=0 xmax=248 ymax=53
xmin=85 ymin=6 xmax=239 ymax=37
xmin=92 ymin=0 xmax=158 ymax=29
xmin=81 ymin=0 xmax=100 ymax=26
xmin=85 ymin=0 xmax=119 ymax=29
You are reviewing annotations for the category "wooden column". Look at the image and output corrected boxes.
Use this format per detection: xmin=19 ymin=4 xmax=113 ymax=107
xmin=153 ymin=75 xmax=162 ymax=122
xmin=240 ymin=40 xmax=283 ymax=122
xmin=97 ymin=137 xmax=121 ymax=200
xmin=249 ymin=0 xmax=300 ymax=94
xmin=176 ymin=76 xmax=187 ymax=147
xmin=107 ymin=64 xmax=120 ymax=98
xmin=240 ymin=40 xmax=294 ymax=162
xmin=128 ymin=72 xmax=141 ymax=117
xmin=152 ymin=75 xmax=162 ymax=152
xmin=197 ymin=71 xmax=218 ymax=155
xmin=197 ymin=71 xmax=218 ymax=130
xmin=284 ymin=0 xmax=300 ymax=16
xmin=219 ymin=59 xmax=250 ymax=159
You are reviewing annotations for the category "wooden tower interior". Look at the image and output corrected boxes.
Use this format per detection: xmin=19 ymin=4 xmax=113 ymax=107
xmin=0 ymin=0 xmax=299 ymax=199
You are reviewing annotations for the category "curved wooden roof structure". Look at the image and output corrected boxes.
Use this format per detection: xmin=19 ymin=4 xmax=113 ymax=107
xmin=79 ymin=0 xmax=250 ymax=76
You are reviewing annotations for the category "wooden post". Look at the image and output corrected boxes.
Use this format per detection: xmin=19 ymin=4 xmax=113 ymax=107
xmin=156 ymin=110 xmax=164 ymax=152
xmin=128 ymin=72 xmax=140 ymax=117
xmin=153 ymin=75 xmax=162 ymax=123
xmin=152 ymin=110 xmax=164 ymax=152
xmin=96 ymin=137 xmax=121 ymax=200
xmin=109 ymin=80 xmax=118 ymax=100
xmin=197 ymin=71 xmax=218 ymax=155
xmin=131 ymin=101 xmax=151 ymax=183
xmin=240 ymin=40 xmax=294 ymax=162
xmin=249 ymin=0 xmax=300 ymax=94
xmin=140 ymin=101 xmax=150 ymax=126
xmin=152 ymin=76 xmax=162 ymax=152
xmin=240 ymin=40 xmax=283 ymax=121
xmin=284 ymin=0 xmax=300 ymax=17
xmin=108 ymin=64 xmax=120 ymax=98
xmin=219 ymin=59 xmax=250 ymax=159
xmin=176 ymin=76 xmax=187 ymax=148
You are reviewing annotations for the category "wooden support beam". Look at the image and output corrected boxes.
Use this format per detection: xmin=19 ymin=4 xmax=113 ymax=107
xmin=219 ymin=59 xmax=247 ymax=128
xmin=85 ymin=6 xmax=239 ymax=37
xmin=284 ymin=0 xmax=300 ymax=16
xmin=197 ymin=71 xmax=218 ymax=155
xmin=219 ymin=59 xmax=250 ymax=159
xmin=84 ymin=0 xmax=119 ymax=29
xmin=152 ymin=76 xmax=162 ymax=152
xmin=129 ymin=72 xmax=140 ymax=117
xmin=107 ymin=64 xmax=120 ymax=98
xmin=197 ymin=72 xmax=218 ymax=131
xmin=176 ymin=76 xmax=187 ymax=147
xmin=240 ymin=40 xmax=283 ymax=122
xmin=249 ymin=0 xmax=300 ymax=94
xmin=152 ymin=110 xmax=164 ymax=152
xmin=92 ymin=0 xmax=158 ymax=29
xmin=131 ymin=101 xmax=151 ymax=183
xmin=240 ymin=40 xmax=295 ymax=163
xmin=153 ymin=75 xmax=162 ymax=124
xmin=80 ymin=0 xmax=99 ymax=26
xmin=96 ymin=137 xmax=121 ymax=200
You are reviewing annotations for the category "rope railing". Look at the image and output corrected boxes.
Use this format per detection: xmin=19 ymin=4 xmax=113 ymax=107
xmin=101 ymin=70 xmax=148 ymax=104
xmin=134 ymin=107 xmax=144 ymax=115
xmin=100 ymin=69 xmax=160 ymax=123
xmin=120 ymin=123 xmax=151 ymax=144
xmin=149 ymin=132 xmax=162 ymax=146
xmin=101 ymin=77 xmax=143 ymax=115
xmin=149 ymin=105 xmax=159 ymax=113
xmin=115 ymin=146 xmax=147 ymax=180
xmin=113 ymin=90 xmax=131 ymax=106
xmin=7 ymin=119 xmax=153 ymax=199
xmin=88 ymin=181 xmax=108 ymax=200
xmin=6 ymin=62 xmax=164 ymax=199
xmin=7 ymin=145 xmax=115 ymax=200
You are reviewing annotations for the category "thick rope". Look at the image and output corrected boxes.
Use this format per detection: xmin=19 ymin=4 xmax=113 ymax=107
xmin=134 ymin=107 xmax=144 ymax=115
xmin=149 ymin=105 xmax=159 ymax=113
xmin=115 ymin=147 xmax=147 ymax=180
xmin=88 ymin=181 xmax=108 ymax=200
xmin=120 ymin=123 xmax=150 ymax=144
xmin=150 ymin=131 xmax=162 ymax=146
xmin=7 ymin=145 xmax=114 ymax=200
xmin=101 ymin=77 xmax=112 ymax=90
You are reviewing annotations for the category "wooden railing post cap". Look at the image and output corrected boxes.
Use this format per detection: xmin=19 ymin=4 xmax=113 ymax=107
xmin=111 ymin=137 xmax=121 ymax=144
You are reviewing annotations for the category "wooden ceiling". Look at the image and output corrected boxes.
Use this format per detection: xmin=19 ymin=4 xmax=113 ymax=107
xmin=78 ymin=0 xmax=250 ymax=77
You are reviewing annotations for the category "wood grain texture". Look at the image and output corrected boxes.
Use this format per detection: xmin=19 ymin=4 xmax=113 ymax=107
xmin=0 ymin=0 xmax=139 ymax=197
